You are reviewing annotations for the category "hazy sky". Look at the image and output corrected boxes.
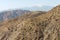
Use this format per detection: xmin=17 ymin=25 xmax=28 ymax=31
xmin=0 ymin=0 xmax=60 ymax=11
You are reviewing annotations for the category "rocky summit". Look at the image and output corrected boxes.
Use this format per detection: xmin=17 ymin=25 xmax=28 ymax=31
xmin=0 ymin=5 xmax=60 ymax=40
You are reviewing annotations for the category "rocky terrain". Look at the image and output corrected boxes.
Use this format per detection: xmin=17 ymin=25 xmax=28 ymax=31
xmin=0 ymin=5 xmax=60 ymax=40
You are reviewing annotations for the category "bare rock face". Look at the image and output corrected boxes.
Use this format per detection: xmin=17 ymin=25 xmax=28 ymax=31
xmin=0 ymin=5 xmax=60 ymax=40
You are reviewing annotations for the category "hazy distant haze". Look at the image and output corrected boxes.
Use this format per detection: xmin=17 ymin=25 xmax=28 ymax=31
xmin=0 ymin=0 xmax=60 ymax=11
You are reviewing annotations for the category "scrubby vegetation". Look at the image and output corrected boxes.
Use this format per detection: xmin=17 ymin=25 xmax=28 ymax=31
xmin=0 ymin=5 xmax=60 ymax=40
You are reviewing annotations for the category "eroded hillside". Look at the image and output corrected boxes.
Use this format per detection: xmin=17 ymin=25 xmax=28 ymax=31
xmin=0 ymin=5 xmax=60 ymax=40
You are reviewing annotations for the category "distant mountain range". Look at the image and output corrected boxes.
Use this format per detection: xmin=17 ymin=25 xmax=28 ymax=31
xmin=0 ymin=5 xmax=53 ymax=21
xmin=21 ymin=6 xmax=53 ymax=11
xmin=0 ymin=10 xmax=30 ymax=21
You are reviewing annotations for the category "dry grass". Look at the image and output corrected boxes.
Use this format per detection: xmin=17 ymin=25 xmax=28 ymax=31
xmin=0 ymin=5 xmax=60 ymax=40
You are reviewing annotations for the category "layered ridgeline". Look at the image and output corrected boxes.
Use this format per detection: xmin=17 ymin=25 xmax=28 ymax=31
xmin=0 ymin=5 xmax=60 ymax=40
xmin=0 ymin=10 xmax=30 ymax=21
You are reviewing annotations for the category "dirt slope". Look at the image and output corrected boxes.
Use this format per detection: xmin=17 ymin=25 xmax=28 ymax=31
xmin=0 ymin=5 xmax=60 ymax=40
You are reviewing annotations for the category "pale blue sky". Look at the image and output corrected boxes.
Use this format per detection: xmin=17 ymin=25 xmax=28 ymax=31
xmin=0 ymin=0 xmax=60 ymax=11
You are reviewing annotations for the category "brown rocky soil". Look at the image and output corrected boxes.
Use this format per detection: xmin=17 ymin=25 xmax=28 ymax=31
xmin=0 ymin=5 xmax=60 ymax=40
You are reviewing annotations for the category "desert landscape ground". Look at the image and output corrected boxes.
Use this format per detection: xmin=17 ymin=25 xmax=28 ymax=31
xmin=0 ymin=5 xmax=60 ymax=40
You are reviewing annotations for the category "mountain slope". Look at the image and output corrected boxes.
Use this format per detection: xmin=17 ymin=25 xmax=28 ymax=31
xmin=0 ymin=11 xmax=46 ymax=40
xmin=0 ymin=5 xmax=60 ymax=40
xmin=43 ymin=5 xmax=60 ymax=40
